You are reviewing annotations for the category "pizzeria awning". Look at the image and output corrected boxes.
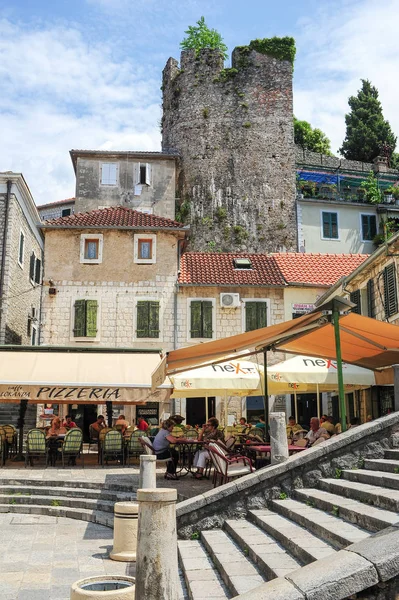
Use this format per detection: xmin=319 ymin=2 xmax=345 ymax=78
xmin=0 ymin=346 xmax=172 ymax=404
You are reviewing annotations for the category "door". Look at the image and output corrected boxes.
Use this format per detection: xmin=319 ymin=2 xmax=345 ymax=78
xmin=186 ymin=397 xmax=215 ymax=428
xmin=70 ymin=404 xmax=98 ymax=442
xmin=291 ymin=393 xmax=317 ymax=429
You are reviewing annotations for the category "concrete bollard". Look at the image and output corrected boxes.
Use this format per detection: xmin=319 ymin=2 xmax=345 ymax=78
xmin=70 ymin=575 xmax=135 ymax=599
xmin=135 ymin=489 xmax=179 ymax=600
xmin=139 ymin=454 xmax=156 ymax=489
xmin=110 ymin=502 xmax=139 ymax=562
xmin=270 ymin=412 xmax=289 ymax=465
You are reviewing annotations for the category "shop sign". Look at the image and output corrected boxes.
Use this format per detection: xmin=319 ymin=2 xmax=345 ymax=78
xmin=292 ymin=303 xmax=314 ymax=314
xmin=0 ymin=384 xmax=169 ymax=403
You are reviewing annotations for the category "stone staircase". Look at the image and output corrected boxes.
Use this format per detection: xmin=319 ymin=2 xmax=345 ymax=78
xmin=178 ymin=447 xmax=399 ymax=599
xmin=0 ymin=478 xmax=136 ymax=526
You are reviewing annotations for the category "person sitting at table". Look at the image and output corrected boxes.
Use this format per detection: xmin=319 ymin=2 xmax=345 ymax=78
xmin=193 ymin=417 xmax=224 ymax=480
xmin=286 ymin=416 xmax=303 ymax=441
xmin=152 ymin=419 xmax=181 ymax=480
xmin=137 ymin=417 xmax=149 ymax=431
xmin=115 ymin=414 xmax=129 ymax=434
xmin=234 ymin=417 xmax=248 ymax=428
xmin=170 ymin=415 xmax=185 ymax=429
xmin=47 ymin=416 xmax=67 ymax=438
xmin=305 ymin=417 xmax=330 ymax=447
xmin=46 ymin=416 xmax=67 ymax=466
xmin=320 ymin=415 xmax=336 ymax=435
xmin=62 ymin=415 xmax=77 ymax=430
xmin=91 ymin=415 xmax=106 ymax=439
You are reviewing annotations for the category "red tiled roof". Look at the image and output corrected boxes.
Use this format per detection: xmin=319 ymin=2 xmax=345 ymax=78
xmin=179 ymin=253 xmax=286 ymax=286
xmin=43 ymin=206 xmax=186 ymax=229
xmin=37 ymin=197 xmax=76 ymax=209
xmin=273 ymin=253 xmax=368 ymax=286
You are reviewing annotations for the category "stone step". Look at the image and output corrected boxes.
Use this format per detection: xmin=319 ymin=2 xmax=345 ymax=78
xmin=364 ymin=458 xmax=399 ymax=473
xmin=224 ymin=518 xmax=301 ymax=579
xmin=178 ymin=540 xmax=229 ymax=600
xmin=343 ymin=468 xmax=399 ymax=490
xmin=384 ymin=449 xmax=399 ymax=460
xmin=0 ymin=493 xmax=116 ymax=512
xmin=0 ymin=484 xmax=135 ymax=501
xmin=248 ymin=509 xmax=337 ymax=564
xmin=0 ymin=477 xmax=134 ymax=492
xmin=0 ymin=502 xmax=113 ymax=527
xmin=269 ymin=498 xmax=370 ymax=549
xmin=201 ymin=529 xmax=264 ymax=596
xmin=319 ymin=478 xmax=399 ymax=512
xmin=294 ymin=488 xmax=399 ymax=532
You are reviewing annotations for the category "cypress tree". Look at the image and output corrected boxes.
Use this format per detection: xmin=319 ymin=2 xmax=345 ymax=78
xmin=340 ymin=79 xmax=396 ymax=163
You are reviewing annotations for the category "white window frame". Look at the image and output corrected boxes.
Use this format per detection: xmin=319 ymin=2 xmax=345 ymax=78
xmin=134 ymin=162 xmax=152 ymax=186
xmin=80 ymin=234 xmax=103 ymax=264
xmin=187 ymin=297 xmax=216 ymax=343
xmin=69 ymin=297 xmax=101 ymax=342
xmin=242 ymin=298 xmax=271 ymax=332
xmin=18 ymin=230 xmax=25 ymax=268
xmin=100 ymin=162 xmax=118 ymax=186
xmin=134 ymin=234 xmax=156 ymax=264
xmin=360 ymin=212 xmax=377 ymax=243
xmin=133 ymin=297 xmax=163 ymax=342
xmin=320 ymin=209 xmax=340 ymax=241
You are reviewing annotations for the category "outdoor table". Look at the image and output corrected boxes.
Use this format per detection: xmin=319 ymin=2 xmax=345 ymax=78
xmin=174 ymin=439 xmax=205 ymax=477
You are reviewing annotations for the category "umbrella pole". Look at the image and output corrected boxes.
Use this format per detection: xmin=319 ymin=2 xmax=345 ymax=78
xmin=225 ymin=392 xmax=228 ymax=428
xmin=263 ymin=349 xmax=269 ymax=442
xmin=317 ymin=384 xmax=320 ymax=419
xmin=13 ymin=399 xmax=28 ymax=462
xmin=294 ymin=392 xmax=298 ymax=423
xmin=205 ymin=395 xmax=208 ymax=422
xmin=333 ymin=299 xmax=347 ymax=432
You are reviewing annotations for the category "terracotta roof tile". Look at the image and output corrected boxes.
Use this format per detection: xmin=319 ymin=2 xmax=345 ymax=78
xmin=273 ymin=253 xmax=368 ymax=286
xmin=43 ymin=206 xmax=186 ymax=229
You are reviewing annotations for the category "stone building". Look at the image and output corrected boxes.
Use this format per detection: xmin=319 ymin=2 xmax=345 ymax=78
xmin=40 ymin=206 xmax=188 ymax=434
xmin=38 ymin=197 xmax=75 ymax=221
xmin=162 ymin=41 xmax=297 ymax=253
xmin=0 ymin=172 xmax=44 ymax=427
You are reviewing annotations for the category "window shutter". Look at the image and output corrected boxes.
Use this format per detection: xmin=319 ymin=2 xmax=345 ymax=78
xmin=190 ymin=301 xmax=202 ymax=338
xmin=383 ymin=263 xmax=398 ymax=318
xmin=145 ymin=163 xmax=151 ymax=186
xmin=350 ymin=290 xmax=361 ymax=314
xmin=34 ymin=258 xmax=41 ymax=284
xmin=134 ymin=163 xmax=141 ymax=185
xmin=29 ymin=253 xmax=35 ymax=280
xmin=202 ymin=301 xmax=213 ymax=338
xmin=74 ymin=300 xmax=86 ymax=337
xmin=245 ymin=302 xmax=258 ymax=332
xmin=370 ymin=216 xmax=377 ymax=240
xmin=137 ymin=301 xmax=149 ymax=338
xmin=149 ymin=301 xmax=160 ymax=338
xmin=86 ymin=300 xmax=98 ymax=337
xmin=331 ymin=213 xmax=338 ymax=238
xmin=256 ymin=302 xmax=267 ymax=328
xmin=367 ymin=279 xmax=375 ymax=318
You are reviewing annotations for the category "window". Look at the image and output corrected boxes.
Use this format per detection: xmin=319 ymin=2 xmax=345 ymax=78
xmin=80 ymin=234 xmax=103 ymax=264
xmin=31 ymin=325 xmax=37 ymax=346
xmin=29 ymin=253 xmax=42 ymax=283
xmin=321 ymin=212 xmax=338 ymax=239
xmin=73 ymin=299 xmax=98 ymax=338
xmin=189 ymin=300 xmax=214 ymax=339
xmin=244 ymin=301 xmax=268 ymax=332
xmin=233 ymin=258 xmax=252 ymax=269
xmin=383 ymin=263 xmax=398 ymax=319
xmin=135 ymin=162 xmax=151 ymax=186
xmin=349 ymin=290 xmax=361 ymax=314
xmin=62 ymin=208 xmax=71 ymax=217
xmin=35 ymin=258 xmax=41 ymax=284
xmin=367 ymin=279 xmax=375 ymax=318
xmin=136 ymin=301 xmax=160 ymax=338
xmin=361 ymin=214 xmax=377 ymax=241
xmin=18 ymin=231 xmax=25 ymax=266
xmin=101 ymin=163 xmax=118 ymax=186
xmin=134 ymin=234 xmax=156 ymax=264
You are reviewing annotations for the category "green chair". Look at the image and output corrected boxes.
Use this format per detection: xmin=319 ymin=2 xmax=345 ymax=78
xmin=2 ymin=425 xmax=17 ymax=458
xmin=125 ymin=430 xmax=145 ymax=465
xmin=184 ymin=427 xmax=198 ymax=440
xmin=101 ymin=430 xmax=124 ymax=467
xmin=59 ymin=428 xmax=83 ymax=468
xmin=25 ymin=429 xmax=48 ymax=468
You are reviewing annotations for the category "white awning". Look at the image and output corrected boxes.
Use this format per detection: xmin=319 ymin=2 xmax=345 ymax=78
xmin=0 ymin=348 xmax=171 ymax=404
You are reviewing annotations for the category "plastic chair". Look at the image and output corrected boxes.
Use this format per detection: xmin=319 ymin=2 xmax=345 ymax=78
xmin=59 ymin=428 xmax=84 ymax=468
xmin=184 ymin=428 xmax=198 ymax=440
xmin=126 ymin=430 xmax=145 ymax=465
xmin=171 ymin=426 xmax=184 ymax=439
xmin=101 ymin=430 xmax=124 ymax=467
xmin=88 ymin=424 xmax=99 ymax=454
xmin=2 ymin=425 xmax=17 ymax=458
xmin=139 ymin=436 xmax=174 ymax=468
xmin=208 ymin=442 xmax=253 ymax=487
xmin=25 ymin=429 xmax=48 ymax=468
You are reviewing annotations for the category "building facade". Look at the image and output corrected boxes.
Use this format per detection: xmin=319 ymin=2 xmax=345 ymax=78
xmin=38 ymin=198 xmax=75 ymax=221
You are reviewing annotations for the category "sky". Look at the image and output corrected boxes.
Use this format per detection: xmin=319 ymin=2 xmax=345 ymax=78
xmin=1 ymin=0 xmax=399 ymax=205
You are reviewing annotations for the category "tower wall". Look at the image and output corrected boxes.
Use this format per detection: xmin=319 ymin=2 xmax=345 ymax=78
xmin=162 ymin=45 xmax=297 ymax=252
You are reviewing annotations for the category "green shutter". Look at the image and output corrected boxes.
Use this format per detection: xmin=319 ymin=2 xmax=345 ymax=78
xmin=245 ymin=302 xmax=258 ymax=332
xmin=367 ymin=279 xmax=375 ymax=318
xmin=137 ymin=301 xmax=149 ymax=338
xmin=383 ymin=264 xmax=398 ymax=318
xmin=350 ymin=290 xmax=361 ymax=314
xmin=149 ymin=301 xmax=160 ymax=338
xmin=86 ymin=300 xmax=98 ymax=337
xmin=202 ymin=301 xmax=213 ymax=338
xmin=190 ymin=301 xmax=202 ymax=338
xmin=29 ymin=253 xmax=35 ymax=280
xmin=256 ymin=302 xmax=267 ymax=328
xmin=74 ymin=300 xmax=86 ymax=337
xmin=34 ymin=258 xmax=41 ymax=284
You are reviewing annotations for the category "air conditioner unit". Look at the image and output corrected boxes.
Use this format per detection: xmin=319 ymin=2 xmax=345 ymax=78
xmin=220 ymin=293 xmax=240 ymax=308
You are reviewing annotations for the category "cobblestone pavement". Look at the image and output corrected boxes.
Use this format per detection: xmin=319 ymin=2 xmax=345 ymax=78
xmin=0 ymin=513 xmax=135 ymax=600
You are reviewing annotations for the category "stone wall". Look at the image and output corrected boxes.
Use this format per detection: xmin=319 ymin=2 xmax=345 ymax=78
xmin=176 ymin=413 xmax=399 ymax=537
xmin=162 ymin=46 xmax=297 ymax=253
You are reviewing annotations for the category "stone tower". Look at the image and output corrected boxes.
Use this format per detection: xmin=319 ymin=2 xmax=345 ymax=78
xmin=162 ymin=39 xmax=297 ymax=252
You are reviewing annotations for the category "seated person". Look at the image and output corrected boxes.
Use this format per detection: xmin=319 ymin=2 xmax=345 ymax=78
xmin=46 ymin=416 xmax=67 ymax=438
xmin=349 ymin=416 xmax=360 ymax=428
xmin=320 ymin=415 xmax=336 ymax=435
xmin=152 ymin=419 xmax=182 ymax=481
xmin=170 ymin=415 xmax=185 ymax=429
xmin=115 ymin=414 xmax=129 ymax=434
xmin=193 ymin=417 xmax=225 ymax=480
xmin=286 ymin=416 xmax=304 ymax=440
xmin=137 ymin=417 xmax=149 ymax=431
xmin=305 ymin=417 xmax=330 ymax=446
xmin=255 ymin=416 xmax=266 ymax=431
xmin=62 ymin=415 xmax=77 ymax=430
xmin=90 ymin=415 xmax=106 ymax=439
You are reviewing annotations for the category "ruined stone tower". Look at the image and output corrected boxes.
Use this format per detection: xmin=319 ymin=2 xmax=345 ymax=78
xmin=162 ymin=39 xmax=297 ymax=252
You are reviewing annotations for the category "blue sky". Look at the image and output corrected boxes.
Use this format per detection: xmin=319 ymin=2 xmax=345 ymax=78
xmin=1 ymin=0 xmax=398 ymax=205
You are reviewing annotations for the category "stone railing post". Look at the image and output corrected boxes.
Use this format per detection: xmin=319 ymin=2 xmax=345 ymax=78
xmin=270 ymin=412 xmax=289 ymax=465
xmin=110 ymin=502 xmax=139 ymax=562
xmin=135 ymin=489 xmax=179 ymax=600
xmin=139 ymin=454 xmax=156 ymax=489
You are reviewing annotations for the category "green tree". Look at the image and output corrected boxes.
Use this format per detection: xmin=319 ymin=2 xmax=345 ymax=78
xmin=294 ymin=118 xmax=333 ymax=155
xmin=180 ymin=16 xmax=228 ymax=60
xmin=340 ymin=79 xmax=397 ymax=163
